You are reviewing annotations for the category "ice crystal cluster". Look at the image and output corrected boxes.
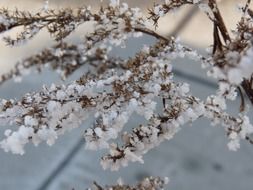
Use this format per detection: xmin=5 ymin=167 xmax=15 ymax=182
xmin=0 ymin=0 xmax=253 ymax=188
xmin=89 ymin=176 xmax=169 ymax=190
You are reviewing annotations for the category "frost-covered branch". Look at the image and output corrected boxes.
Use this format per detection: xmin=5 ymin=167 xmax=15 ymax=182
xmin=1 ymin=0 xmax=253 ymax=188
xmin=89 ymin=176 xmax=169 ymax=190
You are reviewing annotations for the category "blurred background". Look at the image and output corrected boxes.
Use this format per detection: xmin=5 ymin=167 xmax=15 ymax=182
xmin=0 ymin=1 xmax=253 ymax=190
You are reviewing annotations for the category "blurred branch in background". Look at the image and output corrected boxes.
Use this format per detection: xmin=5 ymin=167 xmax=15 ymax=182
xmin=168 ymin=6 xmax=198 ymax=37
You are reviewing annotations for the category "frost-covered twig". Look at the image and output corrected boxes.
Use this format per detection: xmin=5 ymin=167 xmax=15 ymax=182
xmin=89 ymin=176 xmax=169 ymax=190
xmin=1 ymin=0 xmax=253 ymax=188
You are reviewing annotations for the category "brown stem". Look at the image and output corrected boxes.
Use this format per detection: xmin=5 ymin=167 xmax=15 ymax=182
xmin=213 ymin=23 xmax=223 ymax=54
xmin=238 ymin=86 xmax=245 ymax=112
xmin=243 ymin=0 xmax=252 ymax=13
xmin=241 ymin=79 xmax=253 ymax=105
xmin=208 ymin=0 xmax=230 ymax=43
xmin=133 ymin=27 xmax=170 ymax=42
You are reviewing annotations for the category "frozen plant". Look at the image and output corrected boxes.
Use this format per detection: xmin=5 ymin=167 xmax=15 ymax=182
xmin=0 ymin=0 xmax=253 ymax=188
xmin=88 ymin=176 xmax=169 ymax=190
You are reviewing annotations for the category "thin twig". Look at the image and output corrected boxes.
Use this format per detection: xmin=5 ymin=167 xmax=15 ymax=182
xmin=208 ymin=0 xmax=231 ymax=43
xmin=133 ymin=27 xmax=170 ymax=42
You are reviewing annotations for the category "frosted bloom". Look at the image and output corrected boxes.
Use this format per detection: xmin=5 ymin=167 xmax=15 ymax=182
xmin=207 ymin=95 xmax=226 ymax=110
xmin=56 ymin=90 xmax=67 ymax=100
xmin=141 ymin=101 xmax=157 ymax=120
xmin=218 ymin=82 xmax=237 ymax=100
xmin=50 ymin=83 xmax=57 ymax=91
xmin=101 ymin=158 xmax=121 ymax=171
xmin=85 ymin=125 xmax=119 ymax=150
xmin=154 ymin=5 xmax=165 ymax=17
xmin=227 ymin=68 xmax=243 ymax=85
xmin=193 ymin=102 xmax=206 ymax=116
xmin=47 ymin=101 xmax=61 ymax=112
xmin=228 ymin=139 xmax=240 ymax=151
xmin=86 ymin=139 xmax=109 ymax=150
xmin=149 ymin=83 xmax=161 ymax=95
xmin=133 ymin=91 xmax=140 ymax=98
xmin=94 ymin=127 xmax=103 ymax=138
xmin=229 ymin=131 xmax=238 ymax=140
xmin=178 ymin=83 xmax=190 ymax=96
xmin=124 ymin=148 xmax=144 ymax=164
xmin=165 ymin=64 xmax=172 ymax=73
xmin=24 ymin=116 xmax=38 ymax=126
xmin=207 ymin=66 xmax=226 ymax=79
xmin=239 ymin=116 xmax=253 ymax=139
xmin=184 ymin=108 xmax=199 ymax=121
xmin=176 ymin=115 xmax=185 ymax=125
xmin=0 ymin=126 xmax=34 ymax=155
xmin=37 ymin=126 xmax=58 ymax=146
xmin=107 ymin=128 xmax=118 ymax=139
xmin=225 ymin=51 xmax=240 ymax=63
xmin=239 ymin=48 xmax=253 ymax=79
xmin=142 ymin=45 xmax=150 ymax=54
xmin=186 ymin=50 xmax=200 ymax=61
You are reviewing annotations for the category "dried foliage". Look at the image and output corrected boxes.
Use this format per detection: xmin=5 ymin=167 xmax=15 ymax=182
xmin=88 ymin=176 xmax=169 ymax=190
xmin=1 ymin=0 xmax=253 ymax=188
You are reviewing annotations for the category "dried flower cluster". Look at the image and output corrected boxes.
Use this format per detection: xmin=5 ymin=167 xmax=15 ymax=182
xmin=88 ymin=176 xmax=169 ymax=190
xmin=1 ymin=0 xmax=253 ymax=188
